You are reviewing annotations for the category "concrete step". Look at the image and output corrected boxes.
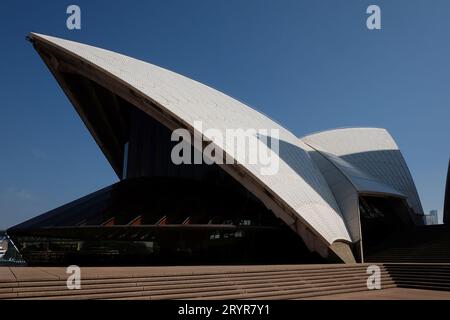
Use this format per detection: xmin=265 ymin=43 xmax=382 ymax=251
xmin=0 ymin=265 xmax=367 ymax=283
xmin=394 ymin=280 xmax=450 ymax=287
xmin=1 ymin=270 xmax=394 ymax=300
xmin=3 ymin=274 xmax=394 ymax=300
xmin=0 ymin=271 xmax=391 ymax=295
xmin=186 ymin=282 xmax=397 ymax=300
xmin=399 ymin=284 xmax=450 ymax=292
xmin=152 ymin=281 xmax=395 ymax=300
xmin=0 ymin=264 xmax=403 ymax=300
xmin=0 ymin=266 xmax=383 ymax=290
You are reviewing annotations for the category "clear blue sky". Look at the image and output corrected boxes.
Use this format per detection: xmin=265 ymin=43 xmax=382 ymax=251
xmin=0 ymin=0 xmax=449 ymax=229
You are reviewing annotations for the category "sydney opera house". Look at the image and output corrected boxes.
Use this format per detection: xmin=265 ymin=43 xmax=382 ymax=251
xmin=7 ymin=33 xmax=429 ymax=266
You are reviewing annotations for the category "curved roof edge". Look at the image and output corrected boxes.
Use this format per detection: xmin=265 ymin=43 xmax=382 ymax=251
xmin=301 ymin=127 xmax=393 ymax=141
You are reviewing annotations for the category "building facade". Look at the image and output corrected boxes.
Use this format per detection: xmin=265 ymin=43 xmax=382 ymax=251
xmin=7 ymin=33 xmax=426 ymax=265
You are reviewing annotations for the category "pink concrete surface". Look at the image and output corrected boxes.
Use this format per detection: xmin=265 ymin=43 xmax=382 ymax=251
xmin=1 ymin=265 xmax=450 ymax=300
xmin=305 ymin=288 xmax=450 ymax=300
xmin=0 ymin=264 xmax=372 ymax=281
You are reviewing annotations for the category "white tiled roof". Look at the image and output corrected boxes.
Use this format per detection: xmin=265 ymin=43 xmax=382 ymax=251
xmin=30 ymin=33 xmax=352 ymax=245
xmin=302 ymin=127 xmax=424 ymax=215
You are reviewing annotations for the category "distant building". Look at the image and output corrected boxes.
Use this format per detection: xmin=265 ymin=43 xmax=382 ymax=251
xmin=424 ymin=210 xmax=439 ymax=225
xmin=0 ymin=232 xmax=25 ymax=265
xmin=0 ymin=239 xmax=7 ymax=259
